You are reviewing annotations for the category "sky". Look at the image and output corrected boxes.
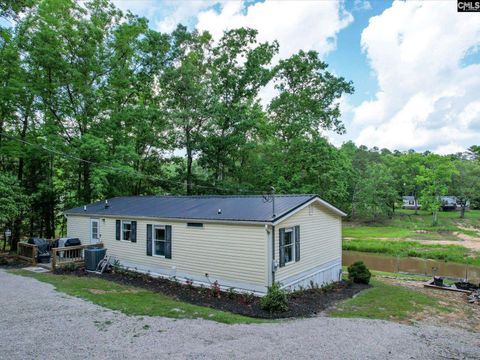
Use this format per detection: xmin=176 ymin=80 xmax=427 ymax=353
xmin=113 ymin=0 xmax=480 ymax=154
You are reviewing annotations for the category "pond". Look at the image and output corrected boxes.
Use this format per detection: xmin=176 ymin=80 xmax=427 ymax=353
xmin=342 ymin=250 xmax=480 ymax=283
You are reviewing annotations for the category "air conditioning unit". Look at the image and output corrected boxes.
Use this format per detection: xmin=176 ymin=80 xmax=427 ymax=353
xmin=84 ymin=248 xmax=107 ymax=271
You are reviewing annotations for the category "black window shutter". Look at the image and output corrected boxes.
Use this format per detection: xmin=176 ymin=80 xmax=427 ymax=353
xmin=279 ymin=228 xmax=285 ymax=268
xmin=146 ymin=224 xmax=152 ymax=256
xmin=131 ymin=221 xmax=137 ymax=242
xmin=115 ymin=220 xmax=121 ymax=241
xmin=295 ymin=225 xmax=300 ymax=262
xmin=165 ymin=225 xmax=172 ymax=259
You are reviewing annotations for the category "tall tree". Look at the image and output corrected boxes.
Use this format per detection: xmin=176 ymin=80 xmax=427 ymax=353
xmin=268 ymin=50 xmax=353 ymax=142
xmin=417 ymin=155 xmax=457 ymax=225
xmin=451 ymin=160 xmax=480 ymax=218
xmin=160 ymin=25 xmax=212 ymax=194
xmin=200 ymin=28 xmax=278 ymax=185
xmin=352 ymin=163 xmax=397 ymax=221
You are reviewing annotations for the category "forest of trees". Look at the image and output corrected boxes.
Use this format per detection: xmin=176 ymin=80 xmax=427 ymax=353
xmin=1 ymin=0 xmax=480 ymax=250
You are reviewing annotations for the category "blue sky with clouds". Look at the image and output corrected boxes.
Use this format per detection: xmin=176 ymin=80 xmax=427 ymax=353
xmin=114 ymin=1 xmax=480 ymax=153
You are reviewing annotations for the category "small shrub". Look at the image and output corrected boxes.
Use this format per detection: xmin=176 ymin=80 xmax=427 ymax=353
xmin=62 ymin=262 xmax=77 ymax=272
xmin=321 ymin=282 xmax=336 ymax=292
xmin=185 ymin=279 xmax=194 ymax=289
xmin=260 ymin=282 xmax=288 ymax=313
xmin=210 ymin=280 xmax=221 ymax=298
xmin=348 ymin=261 xmax=371 ymax=284
xmin=243 ymin=292 xmax=256 ymax=305
xmin=227 ymin=287 xmax=236 ymax=299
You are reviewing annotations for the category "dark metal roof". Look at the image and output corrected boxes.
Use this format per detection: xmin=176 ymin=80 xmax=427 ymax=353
xmin=64 ymin=195 xmax=321 ymax=223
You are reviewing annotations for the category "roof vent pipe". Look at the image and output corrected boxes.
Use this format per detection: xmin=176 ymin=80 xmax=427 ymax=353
xmin=217 ymin=208 xmax=222 ymax=214
xmin=105 ymin=199 xmax=109 ymax=209
xmin=83 ymin=205 xmax=87 ymax=212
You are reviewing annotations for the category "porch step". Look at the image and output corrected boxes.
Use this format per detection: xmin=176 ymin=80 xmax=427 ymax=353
xmin=23 ymin=266 xmax=51 ymax=273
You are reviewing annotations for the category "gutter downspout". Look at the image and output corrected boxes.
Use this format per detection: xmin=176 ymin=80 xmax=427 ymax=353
xmin=271 ymin=224 xmax=275 ymax=285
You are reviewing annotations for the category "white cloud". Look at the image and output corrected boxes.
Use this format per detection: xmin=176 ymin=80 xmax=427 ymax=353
xmin=196 ymin=1 xmax=353 ymax=60
xmin=354 ymin=1 xmax=480 ymax=153
xmin=353 ymin=0 xmax=372 ymax=11
xmin=156 ymin=1 xmax=224 ymax=33
xmin=196 ymin=0 xmax=353 ymax=108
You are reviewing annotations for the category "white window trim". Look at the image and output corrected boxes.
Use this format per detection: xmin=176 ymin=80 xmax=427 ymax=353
xmin=90 ymin=219 xmax=99 ymax=241
xmin=152 ymin=225 xmax=166 ymax=258
xmin=283 ymin=227 xmax=296 ymax=265
xmin=121 ymin=220 xmax=132 ymax=242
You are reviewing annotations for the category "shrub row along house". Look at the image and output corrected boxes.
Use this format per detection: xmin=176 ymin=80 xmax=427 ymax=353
xmin=65 ymin=195 xmax=345 ymax=294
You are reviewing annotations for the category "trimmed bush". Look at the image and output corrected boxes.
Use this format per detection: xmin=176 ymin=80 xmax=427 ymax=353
xmin=260 ymin=282 xmax=288 ymax=313
xmin=348 ymin=261 xmax=371 ymax=284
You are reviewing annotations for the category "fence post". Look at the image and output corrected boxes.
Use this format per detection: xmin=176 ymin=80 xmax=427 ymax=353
xmin=51 ymin=248 xmax=57 ymax=271
xmin=32 ymin=246 xmax=37 ymax=265
xmin=396 ymin=255 xmax=400 ymax=273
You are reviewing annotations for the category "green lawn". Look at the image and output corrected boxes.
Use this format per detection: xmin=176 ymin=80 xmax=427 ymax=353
xmin=344 ymin=209 xmax=480 ymax=240
xmin=330 ymin=278 xmax=448 ymax=321
xmin=342 ymin=209 xmax=480 ymax=265
xmin=343 ymin=226 xmax=413 ymax=239
xmin=343 ymin=239 xmax=480 ymax=266
xmin=11 ymin=270 xmax=266 ymax=324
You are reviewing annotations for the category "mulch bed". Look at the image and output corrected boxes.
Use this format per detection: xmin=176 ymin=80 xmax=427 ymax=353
xmin=56 ymin=266 xmax=369 ymax=319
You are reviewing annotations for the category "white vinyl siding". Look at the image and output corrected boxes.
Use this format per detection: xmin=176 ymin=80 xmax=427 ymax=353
xmin=67 ymin=216 xmax=268 ymax=288
xmin=67 ymin=216 xmax=90 ymax=243
xmin=275 ymin=202 xmax=342 ymax=283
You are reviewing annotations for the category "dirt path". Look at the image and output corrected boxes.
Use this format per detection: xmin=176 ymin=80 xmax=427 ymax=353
xmin=379 ymin=277 xmax=480 ymax=333
xmin=1 ymin=269 xmax=479 ymax=360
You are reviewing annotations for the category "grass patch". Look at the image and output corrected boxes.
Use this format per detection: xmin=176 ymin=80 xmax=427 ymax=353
xmin=342 ymin=239 xmax=480 ymax=266
xmin=345 ymin=210 xmax=480 ymax=239
xmin=330 ymin=278 xmax=447 ymax=321
xmin=343 ymin=226 xmax=412 ymax=239
xmin=11 ymin=270 xmax=266 ymax=325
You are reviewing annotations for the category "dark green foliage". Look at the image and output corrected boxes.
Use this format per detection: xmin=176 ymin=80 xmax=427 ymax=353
xmin=260 ymin=282 xmax=289 ymax=313
xmin=348 ymin=261 xmax=371 ymax=285
xmin=1 ymin=0 xmax=479 ymax=247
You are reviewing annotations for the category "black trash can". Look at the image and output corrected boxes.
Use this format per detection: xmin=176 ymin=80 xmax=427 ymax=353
xmin=433 ymin=276 xmax=444 ymax=287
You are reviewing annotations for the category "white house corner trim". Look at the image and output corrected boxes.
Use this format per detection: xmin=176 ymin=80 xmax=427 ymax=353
xmin=279 ymin=258 xmax=342 ymax=291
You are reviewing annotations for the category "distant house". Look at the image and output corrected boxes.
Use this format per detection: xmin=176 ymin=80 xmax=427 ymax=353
xmin=441 ymin=196 xmax=470 ymax=211
xmin=402 ymin=196 xmax=420 ymax=210
xmin=64 ymin=195 xmax=346 ymax=294
xmin=402 ymin=195 xmax=469 ymax=211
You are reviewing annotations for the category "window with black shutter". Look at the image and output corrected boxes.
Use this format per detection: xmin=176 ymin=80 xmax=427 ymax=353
xmin=279 ymin=226 xmax=300 ymax=267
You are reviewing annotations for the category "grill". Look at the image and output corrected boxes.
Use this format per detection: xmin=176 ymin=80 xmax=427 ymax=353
xmin=27 ymin=237 xmax=50 ymax=263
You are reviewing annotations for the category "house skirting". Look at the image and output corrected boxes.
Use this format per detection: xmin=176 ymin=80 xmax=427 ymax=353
xmin=279 ymin=258 xmax=342 ymax=291
xmin=116 ymin=258 xmax=342 ymax=295
xmin=118 ymin=261 xmax=268 ymax=295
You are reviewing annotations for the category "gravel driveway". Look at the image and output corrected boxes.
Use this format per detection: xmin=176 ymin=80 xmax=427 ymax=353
xmin=1 ymin=269 xmax=479 ymax=360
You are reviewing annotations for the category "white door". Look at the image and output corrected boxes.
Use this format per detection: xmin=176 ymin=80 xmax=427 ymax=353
xmin=90 ymin=219 xmax=100 ymax=244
